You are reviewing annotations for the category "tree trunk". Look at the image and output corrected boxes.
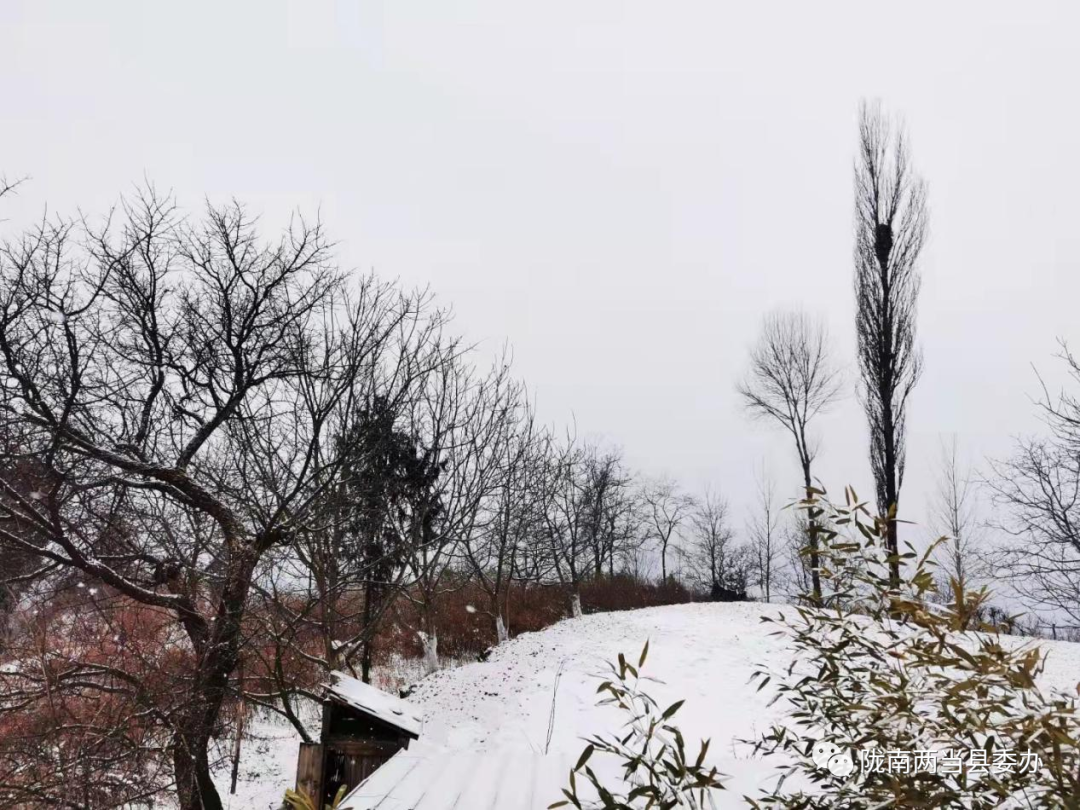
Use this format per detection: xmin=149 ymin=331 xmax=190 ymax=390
xmin=171 ymin=541 xmax=260 ymax=810
xmin=877 ymin=236 xmax=901 ymax=592
xmin=361 ymin=581 xmax=376 ymax=684
xmin=419 ymin=630 xmax=440 ymax=676
xmin=803 ymin=466 xmax=823 ymax=605
xmin=495 ymin=613 xmax=509 ymax=644
xmin=885 ymin=511 xmax=899 ymax=588
xmin=570 ymin=590 xmax=583 ymax=619
xmin=173 ymin=730 xmax=223 ymax=810
xmin=883 ymin=402 xmax=900 ymax=590
xmin=230 ymin=670 xmax=246 ymax=795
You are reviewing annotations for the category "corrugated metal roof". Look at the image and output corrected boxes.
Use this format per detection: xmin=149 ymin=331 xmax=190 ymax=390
xmin=324 ymin=671 xmax=423 ymax=738
xmin=339 ymin=743 xmax=575 ymax=810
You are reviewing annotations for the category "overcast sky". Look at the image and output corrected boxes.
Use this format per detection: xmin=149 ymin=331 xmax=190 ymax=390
xmin=3 ymin=1 xmax=1080 ymax=549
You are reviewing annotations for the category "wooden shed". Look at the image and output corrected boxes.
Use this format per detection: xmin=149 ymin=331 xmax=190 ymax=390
xmin=295 ymin=671 xmax=422 ymax=805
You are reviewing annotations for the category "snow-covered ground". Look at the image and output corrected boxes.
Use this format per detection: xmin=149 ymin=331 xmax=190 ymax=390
xmin=404 ymin=602 xmax=792 ymax=804
xmin=215 ymin=602 xmax=1080 ymax=809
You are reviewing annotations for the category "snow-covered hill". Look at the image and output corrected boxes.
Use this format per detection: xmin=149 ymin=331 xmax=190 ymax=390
xmin=405 ymin=602 xmax=791 ymax=803
xmin=216 ymin=602 xmax=1080 ymax=809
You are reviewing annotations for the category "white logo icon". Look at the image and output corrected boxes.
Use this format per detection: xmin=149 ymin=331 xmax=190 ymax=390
xmin=812 ymin=738 xmax=854 ymax=777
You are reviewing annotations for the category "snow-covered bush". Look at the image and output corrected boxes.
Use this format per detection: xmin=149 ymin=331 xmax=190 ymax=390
xmin=553 ymin=642 xmax=725 ymax=809
xmin=749 ymin=488 xmax=1080 ymax=808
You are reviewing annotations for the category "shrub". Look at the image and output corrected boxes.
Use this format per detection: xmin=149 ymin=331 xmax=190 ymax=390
xmin=749 ymin=488 xmax=1080 ymax=809
xmin=372 ymin=574 xmax=699 ymax=668
xmin=553 ymin=642 xmax=726 ymax=809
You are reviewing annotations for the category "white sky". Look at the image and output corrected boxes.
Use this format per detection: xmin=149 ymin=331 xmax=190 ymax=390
xmin=3 ymin=1 xmax=1080 ymax=550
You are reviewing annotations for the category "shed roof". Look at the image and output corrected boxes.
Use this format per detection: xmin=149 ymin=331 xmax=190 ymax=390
xmin=324 ymin=671 xmax=423 ymax=739
xmin=339 ymin=743 xmax=575 ymax=810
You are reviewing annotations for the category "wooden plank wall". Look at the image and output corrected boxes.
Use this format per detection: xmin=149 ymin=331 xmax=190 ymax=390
xmin=296 ymin=742 xmax=324 ymax=804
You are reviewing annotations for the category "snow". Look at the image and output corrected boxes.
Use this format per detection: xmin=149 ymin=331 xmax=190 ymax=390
xmin=215 ymin=717 xmax=310 ymax=810
xmin=214 ymin=602 xmax=1080 ymax=809
xmin=325 ymin=671 xmax=423 ymax=738
xmin=398 ymin=602 xmax=793 ymax=804
xmin=339 ymin=741 xmax=579 ymax=810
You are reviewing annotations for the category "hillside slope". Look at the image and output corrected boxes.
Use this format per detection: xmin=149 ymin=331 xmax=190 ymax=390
xmin=218 ymin=602 xmax=1080 ymax=808
xmin=406 ymin=601 xmax=791 ymax=803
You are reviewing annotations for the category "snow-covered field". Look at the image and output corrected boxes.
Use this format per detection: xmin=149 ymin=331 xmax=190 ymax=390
xmin=215 ymin=602 xmax=1080 ymax=809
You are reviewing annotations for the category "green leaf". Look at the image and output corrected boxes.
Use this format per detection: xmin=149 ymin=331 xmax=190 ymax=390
xmin=661 ymin=700 xmax=685 ymax=721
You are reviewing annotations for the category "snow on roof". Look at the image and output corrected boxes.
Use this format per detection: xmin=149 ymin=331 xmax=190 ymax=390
xmin=339 ymin=742 xmax=577 ymax=810
xmin=324 ymin=671 xmax=423 ymax=739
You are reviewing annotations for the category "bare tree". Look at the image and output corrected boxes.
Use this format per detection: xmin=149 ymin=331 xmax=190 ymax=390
xmin=538 ymin=432 xmax=590 ymax=617
xmin=394 ymin=354 xmax=473 ymax=677
xmin=580 ymin=443 xmax=636 ymax=580
xmin=853 ymin=100 xmax=928 ymax=589
xmin=747 ymin=468 xmax=782 ymax=603
xmin=990 ymin=345 xmax=1080 ymax=626
xmin=682 ymin=487 xmax=746 ymax=599
xmin=241 ymin=349 xmax=521 ymax=737
xmin=603 ymin=474 xmax=646 ymax=578
xmin=643 ymin=476 xmax=691 ymax=584
xmin=462 ymin=396 xmax=540 ymax=643
xmin=739 ymin=311 xmax=841 ymax=602
xmin=0 ymin=176 xmax=37 ymax=637
xmin=783 ymin=512 xmax=815 ymax=601
xmin=783 ymin=507 xmax=862 ymax=606
xmin=0 ymin=176 xmax=21 ymax=207
xmin=404 ymin=350 xmax=527 ymax=664
xmin=532 ymin=435 xmax=647 ymax=620
xmin=929 ymin=436 xmax=986 ymax=595
xmin=0 ymin=189 xmax=453 ymax=810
